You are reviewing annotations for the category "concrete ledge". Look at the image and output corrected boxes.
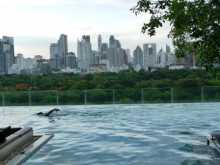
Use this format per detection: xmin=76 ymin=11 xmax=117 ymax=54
xmin=6 ymin=134 xmax=53 ymax=165
xmin=0 ymin=128 xmax=33 ymax=162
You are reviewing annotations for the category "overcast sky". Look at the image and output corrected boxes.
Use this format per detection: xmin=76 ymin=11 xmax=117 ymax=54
xmin=0 ymin=0 xmax=172 ymax=58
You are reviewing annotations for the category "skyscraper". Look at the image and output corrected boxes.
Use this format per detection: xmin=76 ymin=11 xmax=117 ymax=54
xmin=143 ymin=43 xmax=157 ymax=69
xmin=133 ymin=46 xmax=144 ymax=69
xmin=0 ymin=36 xmax=15 ymax=74
xmin=166 ymin=45 xmax=171 ymax=54
xmin=77 ymin=35 xmax=93 ymax=71
xmin=50 ymin=43 xmax=59 ymax=69
xmin=49 ymin=34 xmax=68 ymax=69
xmin=66 ymin=52 xmax=77 ymax=69
xmin=164 ymin=45 xmax=176 ymax=66
xmin=58 ymin=34 xmax=68 ymax=68
xmin=109 ymin=35 xmax=115 ymax=48
xmin=98 ymin=35 xmax=102 ymax=53
xmin=100 ymin=43 xmax=108 ymax=60
xmin=156 ymin=48 xmax=168 ymax=68
xmin=107 ymin=35 xmax=127 ymax=69
xmin=107 ymin=35 xmax=119 ymax=67
xmin=125 ymin=49 xmax=132 ymax=64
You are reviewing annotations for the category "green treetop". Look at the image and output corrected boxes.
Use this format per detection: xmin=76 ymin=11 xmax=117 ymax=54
xmin=132 ymin=0 xmax=220 ymax=69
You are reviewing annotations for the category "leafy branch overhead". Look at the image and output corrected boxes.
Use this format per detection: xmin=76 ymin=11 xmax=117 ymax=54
xmin=132 ymin=0 xmax=220 ymax=68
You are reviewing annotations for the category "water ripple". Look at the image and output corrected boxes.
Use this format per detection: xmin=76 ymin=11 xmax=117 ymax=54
xmin=1 ymin=103 xmax=220 ymax=164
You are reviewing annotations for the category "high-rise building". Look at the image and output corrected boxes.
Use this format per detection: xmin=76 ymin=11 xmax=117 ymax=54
xmin=133 ymin=46 xmax=144 ymax=69
xmin=0 ymin=36 xmax=15 ymax=74
xmin=100 ymin=43 xmax=108 ymax=60
xmin=156 ymin=48 xmax=168 ymax=68
xmin=166 ymin=45 xmax=176 ymax=66
xmin=92 ymin=51 xmax=100 ymax=65
xmin=164 ymin=45 xmax=177 ymax=66
xmin=143 ymin=43 xmax=157 ymax=69
xmin=58 ymin=34 xmax=68 ymax=68
xmin=98 ymin=35 xmax=102 ymax=52
xmin=107 ymin=35 xmax=119 ymax=67
xmin=107 ymin=35 xmax=127 ymax=70
xmin=49 ymin=34 xmax=68 ymax=69
xmin=125 ymin=49 xmax=132 ymax=64
xmin=77 ymin=35 xmax=93 ymax=71
xmin=122 ymin=49 xmax=129 ymax=66
xmin=156 ymin=46 xmax=177 ymax=68
xmin=166 ymin=44 xmax=171 ymax=54
xmin=50 ymin=43 xmax=60 ymax=69
xmin=109 ymin=35 xmax=115 ymax=48
xmin=66 ymin=52 xmax=77 ymax=69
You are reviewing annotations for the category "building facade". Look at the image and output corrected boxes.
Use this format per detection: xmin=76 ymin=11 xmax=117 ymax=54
xmin=133 ymin=46 xmax=144 ymax=70
xmin=66 ymin=52 xmax=77 ymax=69
xmin=107 ymin=35 xmax=127 ymax=69
xmin=77 ymin=35 xmax=93 ymax=72
xmin=58 ymin=34 xmax=68 ymax=68
xmin=9 ymin=54 xmax=37 ymax=74
xmin=98 ymin=35 xmax=102 ymax=53
xmin=50 ymin=43 xmax=60 ymax=69
xmin=143 ymin=43 xmax=157 ymax=69
xmin=0 ymin=36 xmax=15 ymax=74
xmin=50 ymin=34 xmax=68 ymax=69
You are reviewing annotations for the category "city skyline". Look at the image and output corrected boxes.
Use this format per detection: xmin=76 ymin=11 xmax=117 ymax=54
xmin=0 ymin=34 xmax=196 ymax=75
xmin=0 ymin=0 xmax=172 ymax=58
xmin=7 ymin=34 xmax=172 ymax=59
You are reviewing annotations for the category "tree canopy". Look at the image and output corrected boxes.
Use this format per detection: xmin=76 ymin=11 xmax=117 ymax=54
xmin=132 ymin=0 xmax=220 ymax=68
xmin=0 ymin=69 xmax=215 ymax=91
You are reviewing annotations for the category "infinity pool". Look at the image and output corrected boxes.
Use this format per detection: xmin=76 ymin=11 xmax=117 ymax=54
xmin=1 ymin=103 xmax=220 ymax=165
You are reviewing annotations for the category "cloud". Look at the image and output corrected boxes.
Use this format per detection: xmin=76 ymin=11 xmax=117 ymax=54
xmin=0 ymin=0 xmax=136 ymax=8
xmin=92 ymin=0 xmax=137 ymax=8
xmin=0 ymin=0 xmax=171 ymax=57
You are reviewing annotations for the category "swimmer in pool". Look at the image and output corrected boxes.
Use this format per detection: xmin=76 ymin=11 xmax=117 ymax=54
xmin=36 ymin=108 xmax=61 ymax=117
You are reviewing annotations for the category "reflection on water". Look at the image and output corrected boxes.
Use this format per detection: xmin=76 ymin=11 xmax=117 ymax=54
xmin=1 ymin=103 xmax=220 ymax=165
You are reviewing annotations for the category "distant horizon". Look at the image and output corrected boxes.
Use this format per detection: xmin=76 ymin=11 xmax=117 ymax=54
xmin=0 ymin=0 xmax=172 ymax=58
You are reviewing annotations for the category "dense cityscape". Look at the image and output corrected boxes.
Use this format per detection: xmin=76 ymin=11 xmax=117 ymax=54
xmin=0 ymin=34 xmax=196 ymax=75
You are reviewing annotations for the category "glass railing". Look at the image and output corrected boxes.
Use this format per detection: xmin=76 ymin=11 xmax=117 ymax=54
xmin=143 ymin=87 xmax=171 ymax=103
xmin=31 ymin=90 xmax=58 ymax=106
xmin=0 ymin=86 xmax=220 ymax=106
xmin=203 ymin=86 xmax=220 ymax=102
xmin=115 ymin=88 xmax=141 ymax=104
xmin=3 ymin=91 xmax=29 ymax=106
xmin=86 ymin=89 xmax=113 ymax=105
xmin=59 ymin=90 xmax=84 ymax=105
xmin=173 ymin=87 xmax=202 ymax=103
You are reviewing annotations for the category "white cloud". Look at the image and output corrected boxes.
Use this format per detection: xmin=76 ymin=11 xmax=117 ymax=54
xmin=0 ymin=0 xmax=171 ymax=57
xmin=0 ymin=0 xmax=136 ymax=8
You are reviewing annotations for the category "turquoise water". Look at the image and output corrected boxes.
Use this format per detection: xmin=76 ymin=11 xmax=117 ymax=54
xmin=1 ymin=103 xmax=220 ymax=165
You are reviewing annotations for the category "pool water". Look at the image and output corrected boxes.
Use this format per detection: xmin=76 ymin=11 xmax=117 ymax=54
xmin=1 ymin=103 xmax=220 ymax=165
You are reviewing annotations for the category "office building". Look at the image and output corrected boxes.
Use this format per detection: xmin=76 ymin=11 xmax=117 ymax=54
xmin=0 ymin=36 xmax=15 ymax=74
xmin=98 ymin=35 xmax=102 ymax=53
xmin=66 ymin=52 xmax=77 ymax=69
xmin=50 ymin=34 xmax=68 ymax=69
xmin=133 ymin=46 xmax=144 ymax=69
xmin=107 ymin=35 xmax=127 ymax=69
xmin=143 ymin=43 xmax=157 ymax=69
xmin=58 ymin=34 xmax=68 ymax=68
xmin=77 ymin=35 xmax=93 ymax=71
